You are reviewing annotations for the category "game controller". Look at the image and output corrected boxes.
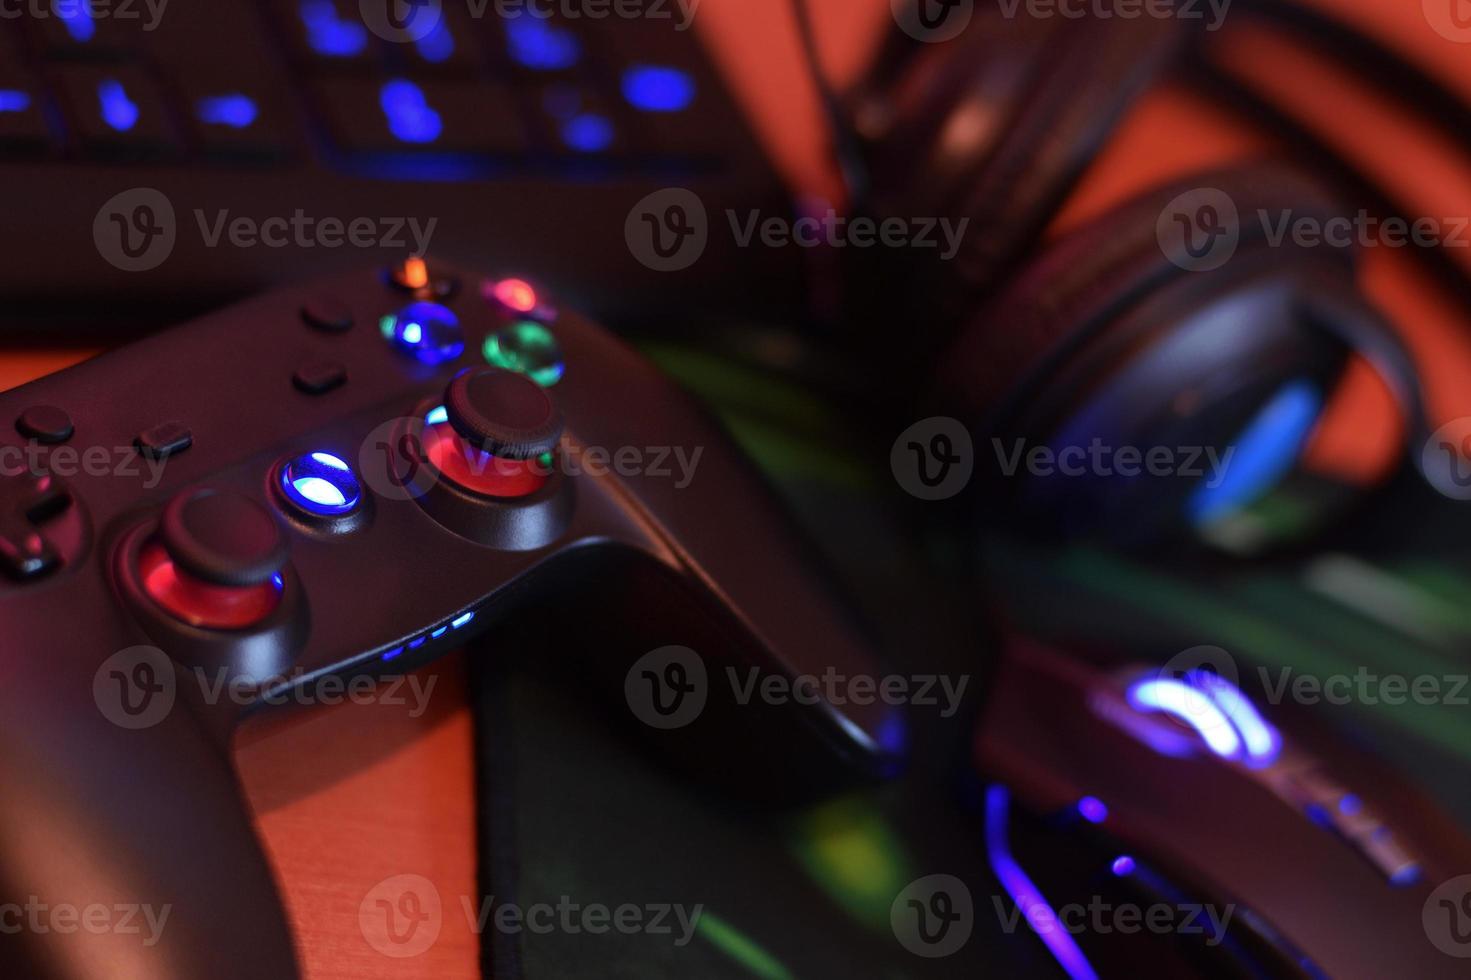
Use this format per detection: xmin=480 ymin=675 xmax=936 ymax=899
xmin=977 ymin=638 xmax=1471 ymax=978
xmin=0 ymin=259 xmax=903 ymax=979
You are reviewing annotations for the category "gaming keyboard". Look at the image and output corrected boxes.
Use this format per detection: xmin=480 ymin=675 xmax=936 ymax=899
xmin=0 ymin=1 xmax=799 ymax=336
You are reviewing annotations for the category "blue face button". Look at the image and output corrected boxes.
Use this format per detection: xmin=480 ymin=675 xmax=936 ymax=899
xmin=387 ymin=302 xmax=464 ymax=364
xmin=280 ymin=451 xmax=362 ymax=517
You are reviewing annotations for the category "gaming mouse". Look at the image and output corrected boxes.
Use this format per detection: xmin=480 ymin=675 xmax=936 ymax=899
xmin=972 ymin=637 xmax=1471 ymax=978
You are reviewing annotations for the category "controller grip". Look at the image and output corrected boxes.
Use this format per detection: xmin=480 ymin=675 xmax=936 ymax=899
xmin=0 ymin=635 xmax=297 ymax=979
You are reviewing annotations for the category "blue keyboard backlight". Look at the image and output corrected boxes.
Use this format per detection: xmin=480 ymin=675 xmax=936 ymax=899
xmin=60 ymin=3 xmax=95 ymax=41
xmin=380 ymin=79 xmax=442 ymax=144
xmin=197 ymin=94 xmax=258 ymax=129
xmin=561 ymin=113 xmax=614 ymax=153
xmin=98 ymin=79 xmax=139 ymax=132
xmin=622 ymin=65 xmax=695 ymax=112
xmin=301 ymin=0 xmax=368 ymax=57
xmin=504 ymin=15 xmax=581 ymax=70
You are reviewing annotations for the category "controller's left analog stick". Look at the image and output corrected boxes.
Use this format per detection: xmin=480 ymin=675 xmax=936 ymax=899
xmin=140 ymin=489 xmax=287 ymax=629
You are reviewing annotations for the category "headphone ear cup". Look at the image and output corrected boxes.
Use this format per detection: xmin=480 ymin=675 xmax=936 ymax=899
xmin=850 ymin=10 xmax=1182 ymax=371
xmin=936 ymin=163 xmax=1377 ymax=546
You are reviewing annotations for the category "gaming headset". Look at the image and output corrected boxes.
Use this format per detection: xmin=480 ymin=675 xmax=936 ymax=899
xmin=823 ymin=1 xmax=1471 ymax=550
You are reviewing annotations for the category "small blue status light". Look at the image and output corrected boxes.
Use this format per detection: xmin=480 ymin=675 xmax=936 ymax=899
xmin=1077 ymin=797 xmax=1108 ymax=824
xmin=0 ymin=90 xmax=32 ymax=113
xmin=280 ymin=452 xmax=362 ymax=517
xmin=561 ymin=113 xmax=614 ymax=153
xmin=60 ymin=3 xmax=95 ymax=41
xmin=98 ymin=79 xmax=139 ymax=132
xmin=504 ymin=14 xmax=581 ymax=70
xmin=300 ymin=0 xmax=367 ymax=57
xmin=408 ymin=636 xmax=427 ymax=650
xmin=431 ymin=626 xmax=449 ymax=639
xmin=380 ymin=79 xmax=442 ymax=144
xmin=388 ymin=302 xmax=464 ymax=364
xmin=452 ymin=611 xmax=475 ymax=629
xmin=197 ymin=94 xmax=258 ymax=128
xmin=1111 ymin=856 xmax=1136 ymax=877
xmin=425 ymin=405 xmax=449 ymax=426
xmin=621 ymin=65 xmax=696 ymax=113
xmin=382 ymin=645 xmax=406 ymax=662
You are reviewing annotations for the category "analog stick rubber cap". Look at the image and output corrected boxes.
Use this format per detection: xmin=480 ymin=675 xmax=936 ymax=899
xmin=160 ymin=488 xmax=289 ymax=587
xmin=445 ymin=367 xmax=564 ymax=460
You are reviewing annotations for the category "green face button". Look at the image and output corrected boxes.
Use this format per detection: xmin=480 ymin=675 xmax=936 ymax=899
xmin=483 ymin=320 xmax=565 ymax=387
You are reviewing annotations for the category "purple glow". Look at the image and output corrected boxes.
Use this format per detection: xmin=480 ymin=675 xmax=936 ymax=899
xmin=985 ymin=785 xmax=1100 ymax=980
xmin=1110 ymin=856 xmax=1136 ymax=877
xmin=1127 ymin=678 xmax=1243 ymax=759
xmin=1077 ymin=797 xmax=1108 ymax=824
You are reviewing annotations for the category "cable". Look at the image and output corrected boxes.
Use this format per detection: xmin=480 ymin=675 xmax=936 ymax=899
xmin=789 ymin=0 xmax=870 ymax=210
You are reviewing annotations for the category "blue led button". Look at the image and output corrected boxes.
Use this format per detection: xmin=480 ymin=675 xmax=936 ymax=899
xmin=279 ymin=452 xmax=362 ymax=517
xmin=383 ymin=301 xmax=465 ymax=365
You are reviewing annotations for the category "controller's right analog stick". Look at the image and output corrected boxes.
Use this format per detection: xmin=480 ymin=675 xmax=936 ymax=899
xmin=427 ymin=368 xmax=564 ymax=498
